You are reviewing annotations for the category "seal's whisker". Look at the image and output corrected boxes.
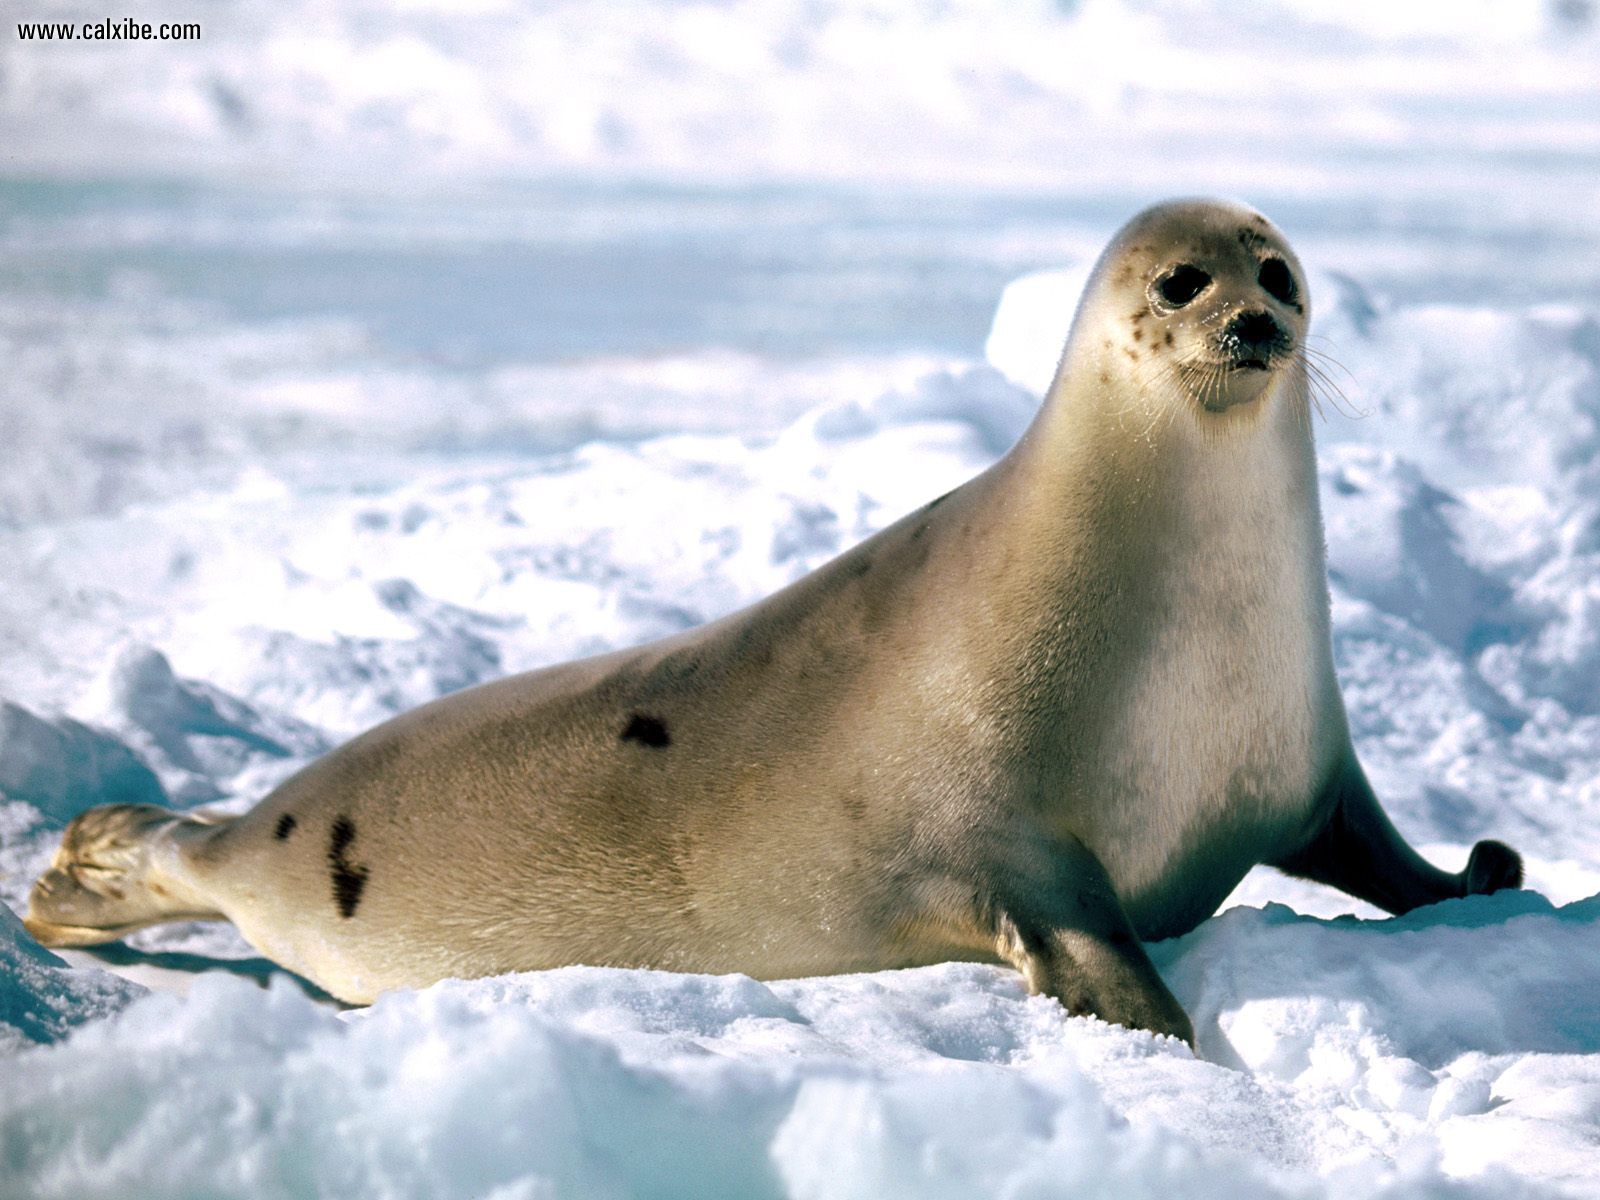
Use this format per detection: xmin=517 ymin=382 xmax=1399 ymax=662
xmin=1125 ymin=350 xmax=1193 ymax=438
xmin=1302 ymin=351 xmax=1367 ymax=420
xmin=1295 ymin=370 xmax=1316 ymax=436
xmin=1304 ymin=370 xmax=1363 ymax=418
xmin=1144 ymin=350 xmax=1205 ymax=438
xmin=1304 ymin=345 xmax=1361 ymax=388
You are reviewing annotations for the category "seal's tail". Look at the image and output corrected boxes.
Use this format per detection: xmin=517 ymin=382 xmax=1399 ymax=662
xmin=24 ymin=803 xmax=230 ymax=947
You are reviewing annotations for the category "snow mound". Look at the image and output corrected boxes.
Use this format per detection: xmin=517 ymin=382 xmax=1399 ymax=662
xmin=983 ymin=267 xmax=1091 ymax=396
xmin=0 ymin=702 xmax=166 ymax=823
xmin=2 ymin=896 xmax=1592 ymax=1196
xmin=0 ymin=901 xmax=145 ymax=1053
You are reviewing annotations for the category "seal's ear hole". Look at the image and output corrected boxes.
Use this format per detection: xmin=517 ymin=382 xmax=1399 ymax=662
xmin=1157 ymin=265 xmax=1211 ymax=307
xmin=1258 ymin=257 xmax=1297 ymax=304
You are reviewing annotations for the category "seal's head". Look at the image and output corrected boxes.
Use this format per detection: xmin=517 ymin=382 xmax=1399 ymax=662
xmin=1076 ymin=198 xmax=1310 ymax=417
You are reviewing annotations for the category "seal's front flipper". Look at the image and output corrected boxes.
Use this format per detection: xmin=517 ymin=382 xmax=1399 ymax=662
xmin=24 ymin=803 xmax=228 ymax=947
xmin=1273 ymin=757 xmax=1522 ymax=915
xmin=992 ymin=834 xmax=1194 ymax=1046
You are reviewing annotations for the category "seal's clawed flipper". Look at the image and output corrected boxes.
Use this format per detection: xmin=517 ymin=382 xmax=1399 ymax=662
xmin=24 ymin=803 xmax=228 ymax=947
xmin=1273 ymin=757 xmax=1523 ymax=915
xmin=1463 ymin=838 xmax=1523 ymax=895
xmin=993 ymin=834 xmax=1195 ymax=1046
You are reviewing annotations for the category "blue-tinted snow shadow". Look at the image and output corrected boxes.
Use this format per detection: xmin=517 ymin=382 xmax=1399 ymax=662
xmin=68 ymin=940 xmax=348 ymax=1007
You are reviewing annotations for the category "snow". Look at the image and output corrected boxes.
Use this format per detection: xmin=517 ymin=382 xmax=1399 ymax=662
xmin=5 ymin=0 xmax=1600 ymax=1194
xmin=5 ymin=893 xmax=1596 ymax=1196
xmin=5 ymin=0 xmax=1600 ymax=208
xmin=0 ymin=901 xmax=144 ymax=1055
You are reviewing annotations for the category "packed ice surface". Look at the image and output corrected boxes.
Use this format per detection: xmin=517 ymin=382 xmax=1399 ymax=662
xmin=5 ymin=0 xmax=1600 ymax=1195
xmin=4 ymin=895 xmax=1599 ymax=1199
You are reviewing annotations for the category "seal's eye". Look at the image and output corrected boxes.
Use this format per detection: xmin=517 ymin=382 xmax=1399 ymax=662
xmin=1157 ymin=265 xmax=1211 ymax=307
xmin=1258 ymin=257 xmax=1297 ymax=305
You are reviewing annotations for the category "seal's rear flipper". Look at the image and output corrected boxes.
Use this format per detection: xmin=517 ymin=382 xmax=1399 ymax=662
xmin=1274 ymin=757 xmax=1523 ymax=915
xmin=24 ymin=803 xmax=229 ymax=947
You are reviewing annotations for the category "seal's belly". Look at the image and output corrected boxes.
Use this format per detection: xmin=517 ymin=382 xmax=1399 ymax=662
xmin=1097 ymin=700 xmax=1324 ymax=938
xmin=1078 ymin=562 xmax=1334 ymax=939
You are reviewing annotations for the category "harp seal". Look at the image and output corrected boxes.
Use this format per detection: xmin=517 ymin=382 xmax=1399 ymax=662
xmin=26 ymin=199 xmax=1521 ymax=1042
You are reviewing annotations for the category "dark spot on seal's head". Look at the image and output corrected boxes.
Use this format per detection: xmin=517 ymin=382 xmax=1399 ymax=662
xmin=1164 ymin=330 xmax=1174 ymax=346
xmin=621 ymin=713 xmax=671 ymax=749
xmin=274 ymin=814 xmax=297 ymax=841
xmin=1130 ymin=307 xmax=1147 ymax=323
xmin=925 ymin=489 xmax=954 ymax=513
xmin=1132 ymin=328 xmax=1143 ymax=342
xmin=327 ymin=815 xmax=369 ymax=918
xmin=1237 ymin=228 xmax=1269 ymax=253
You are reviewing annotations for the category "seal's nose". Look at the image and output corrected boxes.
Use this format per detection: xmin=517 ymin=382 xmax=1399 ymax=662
xmin=1226 ymin=310 xmax=1282 ymax=350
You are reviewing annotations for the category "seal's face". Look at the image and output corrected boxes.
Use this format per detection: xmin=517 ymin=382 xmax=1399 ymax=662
xmin=1092 ymin=200 xmax=1310 ymax=417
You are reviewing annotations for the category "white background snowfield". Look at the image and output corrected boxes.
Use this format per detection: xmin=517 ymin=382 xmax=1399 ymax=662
xmin=3 ymin=0 xmax=1600 ymax=1196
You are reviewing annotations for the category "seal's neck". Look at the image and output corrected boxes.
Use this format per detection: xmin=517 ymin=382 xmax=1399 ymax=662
xmin=933 ymin=353 xmax=1334 ymax=769
xmin=1020 ymin=344 xmax=1318 ymax=519
xmin=979 ymin=351 xmax=1327 ymax=647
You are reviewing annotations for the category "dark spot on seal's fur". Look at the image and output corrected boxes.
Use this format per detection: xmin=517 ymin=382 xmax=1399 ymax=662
xmin=1164 ymin=330 xmax=1174 ymax=346
xmin=1132 ymin=328 xmax=1143 ymax=342
xmin=1130 ymin=307 xmax=1147 ymax=323
xmin=1237 ymin=228 xmax=1268 ymax=253
xmin=274 ymin=814 xmax=297 ymax=841
xmin=621 ymin=713 xmax=672 ymax=748
xmin=327 ymin=815 xmax=369 ymax=918
xmin=1099 ymin=371 xmax=1110 ymax=384
xmin=925 ymin=489 xmax=954 ymax=513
